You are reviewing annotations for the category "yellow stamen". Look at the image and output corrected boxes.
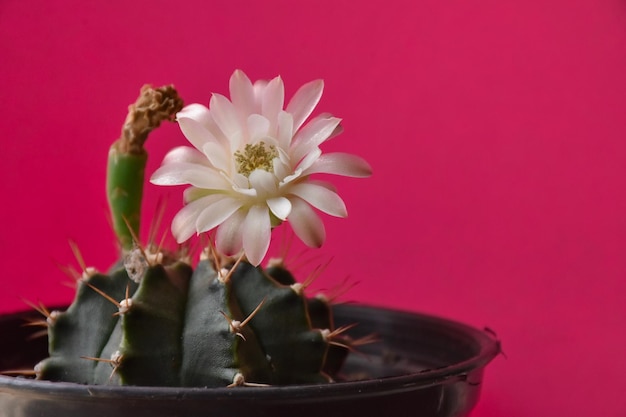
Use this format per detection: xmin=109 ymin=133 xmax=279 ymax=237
xmin=234 ymin=142 xmax=278 ymax=177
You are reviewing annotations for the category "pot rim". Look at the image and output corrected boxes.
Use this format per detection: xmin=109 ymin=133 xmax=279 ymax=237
xmin=0 ymin=303 xmax=501 ymax=402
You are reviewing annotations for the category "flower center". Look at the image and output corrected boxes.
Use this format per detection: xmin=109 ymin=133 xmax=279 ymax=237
xmin=234 ymin=141 xmax=278 ymax=177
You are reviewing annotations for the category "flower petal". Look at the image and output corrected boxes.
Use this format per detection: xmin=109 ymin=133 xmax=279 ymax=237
xmin=286 ymin=79 xmax=324 ymax=132
xmin=295 ymin=147 xmax=322 ymax=172
xmin=287 ymin=197 xmax=326 ymax=248
xmin=242 ymin=205 xmax=271 ymax=265
xmin=262 ymin=76 xmax=284 ymax=135
xmin=247 ymin=114 xmax=270 ymax=142
xmin=177 ymin=106 xmax=223 ymax=152
xmin=289 ymin=182 xmax=347 ymax=217
xmin=150 ymin=162 xmax=228 ymax=189
xmin=161 ymin=146 xmax=210 ymax=166
xmin=229 ymin=173 xmax=258 ymax=197
xmin=210 ymin=93 xmax=242 ymax=141
xmin=171 ymin=195 xmax=222 ymax=243
xmin=231 ymin=172 xmax=250 ymax=189
xmin=273 ymin=157 xmax=290 ymax=182
xmin=267 ymin=196 xmax=292 ymax=220
xmin=290 ymin=116 xmax=342 ymax=164
xmin=229 ymin=69 xmax=256 ymax=119
xmin=302 ymin=152 xmax=373 ymax=178
xmin=183 ymin=186 xmax=213 ymax=203
xmin=276 ymin=110 xmax=294 ymax=150
xmin=196 ymin=197 xmax=242 ymax=234
xmin=276 ymin=145 xmax=291 ymax=166
xmin=248 ymin=169 xmax=277 ymax=196
xmin=216 ymin=209 xmax=246 ymax=256
xmin=309 ymin=178 xmax=338 ymax=192
xmin=279 ymin=167 xmax=303 ymax=187
xmin=202 ymin=141 xmax=232 ymax=173
xmin=328 ymin=122 xmax=344 ymax=140
xmin=177 ymin=103 xmax=211 ymax=127
xmin=252 ymin=79 xmax=268 ymax=112
xmin=179 ymin=104 xmax=230 ymax=148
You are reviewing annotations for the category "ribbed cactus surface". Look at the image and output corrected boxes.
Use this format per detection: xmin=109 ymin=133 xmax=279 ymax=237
xmin=36 ymin=255 xmax=350 ymax=387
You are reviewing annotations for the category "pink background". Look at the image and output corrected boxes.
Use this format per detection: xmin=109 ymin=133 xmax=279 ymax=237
xmin=1 ymin=1 xmax=625 ymax=415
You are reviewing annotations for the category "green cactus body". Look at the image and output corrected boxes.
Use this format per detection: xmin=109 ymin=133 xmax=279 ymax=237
xmin=37 ymin=258 xmax=348 ymax=387
xmin=264 ymin=263 xmax=351 ymax=377
xmin=181 ymin=260 xmax=271 ymax=387
xmin=38 ymin=266 xmax=137 ymax=384
xmin=230 ymin=262 xmax=330 ymax=384
xmin=116 ymin=262 xmax=192 ymax=386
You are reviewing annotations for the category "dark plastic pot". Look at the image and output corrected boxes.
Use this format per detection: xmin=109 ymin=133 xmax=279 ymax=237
xmin=0 ymin=304 xmax=499 ymax=417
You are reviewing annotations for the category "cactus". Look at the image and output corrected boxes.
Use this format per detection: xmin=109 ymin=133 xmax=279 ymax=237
xmin=36 ymin=253 xmax=351 ymax=387
xmin=32 ymin=78 xmax=365 ymax=388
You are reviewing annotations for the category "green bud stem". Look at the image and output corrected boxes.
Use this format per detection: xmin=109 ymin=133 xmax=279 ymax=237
xmin=105 ymin=85 xmax=183 ymax=251
xmin=106 ymin=147 xmax=148 ymax=250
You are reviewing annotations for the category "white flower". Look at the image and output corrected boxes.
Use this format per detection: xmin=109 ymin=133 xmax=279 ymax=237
xmin=150 ymin=70 xmax=372 ymax=265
